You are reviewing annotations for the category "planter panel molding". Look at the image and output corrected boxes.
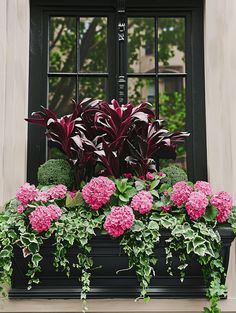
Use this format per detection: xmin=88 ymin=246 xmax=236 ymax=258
xmin=1 ymin=0 xmax=236 ymax=312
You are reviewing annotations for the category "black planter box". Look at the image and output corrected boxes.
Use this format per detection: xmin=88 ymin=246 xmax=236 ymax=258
xmin=9 ymin=227 xmax=235 ymax=299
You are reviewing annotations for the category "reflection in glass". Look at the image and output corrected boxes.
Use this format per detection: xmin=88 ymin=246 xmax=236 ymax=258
xmin=158 ymin=18 xmax=185 ymax=73
xmin=80 ymin=17 xmax=107 ymax=73
xmin=128 ymin=18 xmax=155 ymax=73
xmin=48 ymin=77 xmax=76 ymax=116
xmin=159 ymin=77 xmax=186 ymax=169
xmin=49 ymin=17 xmax=76 ymax=72
xmin=79 ymin=77 xmax=107 ymax=101
xmin=128 ymin=78 xmax=155 ymax=108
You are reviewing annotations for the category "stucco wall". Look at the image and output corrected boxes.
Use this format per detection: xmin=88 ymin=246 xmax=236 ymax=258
xmin=0 ymin=0 xmax=236 ymax=310
xmin=0 ymin=0 xmax=29 ymax=207
xmin=204 ymin=0 xmax=236 ymax=299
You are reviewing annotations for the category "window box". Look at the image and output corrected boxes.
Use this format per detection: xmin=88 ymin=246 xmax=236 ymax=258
xmin=9 ymin=227 xmax=235 ymax=299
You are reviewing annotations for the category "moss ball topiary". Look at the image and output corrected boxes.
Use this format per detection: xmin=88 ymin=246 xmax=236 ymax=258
xmin=161 ymin=165 xmax=188 ymax=186
xmin=37 ymin=159 xmax=75 ymax=188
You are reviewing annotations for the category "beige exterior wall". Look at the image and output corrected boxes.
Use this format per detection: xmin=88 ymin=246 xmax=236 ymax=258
xmin=0 ymin=0 xmax=236 ymax=311
xmin=204 ymin=0 xmax=236 ymax=299
xmin=0 ymin=0 xmax=29 ymax=206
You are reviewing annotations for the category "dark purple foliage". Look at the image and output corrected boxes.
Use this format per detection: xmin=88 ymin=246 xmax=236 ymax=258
xmin=26 ymin=99 xmax=189 ymax=186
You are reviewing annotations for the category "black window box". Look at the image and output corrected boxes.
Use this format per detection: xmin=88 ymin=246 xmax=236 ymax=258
xmin=9 ymin=227 xmax=235 ymax=299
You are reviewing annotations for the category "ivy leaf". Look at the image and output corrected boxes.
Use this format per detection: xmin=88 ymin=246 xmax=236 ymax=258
xmin=132 ymin=220 xmax=144 ymax=232
xmin=193 ymin=244 xmax=206 ymax=256
xmin=148 ymin=221 xmax=159 ymax=230
xmin=135 ymin=180 xmax=145 ymax=191
xmin=193 ymin=236 xmax=206 ymax=248
xmin=31 ymin=253 xmax=43 ymax=267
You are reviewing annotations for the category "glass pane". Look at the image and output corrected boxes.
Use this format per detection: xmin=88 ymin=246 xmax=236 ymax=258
xmin=79 ymin=77 xmax=107 ymax=101
xmin=80 ymin=17 xmax=107 ymax=73
xmin=48 ymin=77 xmax=76 ymax=116
xmin=128 ymin=78 xmax=155 ymax=108
xmin=128 ymin=18 xmax=155 ymax=73
xmin=159 ymin=77 xmax=186 ymax=169
xmin=49 ymin=17 xmax=76 ymax=72
xmin=158 ymin=18 xmax=185 ymax=73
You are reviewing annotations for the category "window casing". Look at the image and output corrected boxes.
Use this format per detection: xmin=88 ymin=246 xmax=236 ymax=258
xmin=28 ymin=0 xmax=207 ymax=183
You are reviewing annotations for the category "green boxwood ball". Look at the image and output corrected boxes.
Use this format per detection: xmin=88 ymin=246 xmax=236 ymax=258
xmin=37 ymin=159 xmax=75 ymax=188
xmin=161 ymin=165 xmax=188 ymax=186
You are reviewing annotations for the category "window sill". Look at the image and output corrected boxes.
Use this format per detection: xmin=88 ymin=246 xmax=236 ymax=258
xmin=1 ymin=298 xmax=236 ymax=313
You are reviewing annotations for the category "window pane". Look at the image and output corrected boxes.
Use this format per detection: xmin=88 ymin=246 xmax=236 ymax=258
xmin=159 ymin=77 xmax=186 ymax=169
xmin=49 ymin=17 xmax=76 ymax=73
xmin=79 ymin=77 xmax=107 ymax=101
xmin=128 ymin=18 xmax=155 ymax=73
xmin=128 ymin=77 xmax=155 ymax=108
xmin=48 ymin=77 xmax=76 ymax=115
xmin=80 ymin=17 xmax=107 ymax=73
xmin=158 ymin=18 xmax=185 ymax=73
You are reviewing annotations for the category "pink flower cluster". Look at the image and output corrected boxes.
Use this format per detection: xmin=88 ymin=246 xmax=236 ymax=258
xmin=104 ymin=206 xmax=134 ymax=237
xmin=211 ymin=191 xmax=233 ymax=223
xmin=16 ymin=183 xmax=68 ymax=213
xmin=46 ymin=184 xmax=67 ymax=199
xmin=82 ymin=176 xmax=116 ymax=210
xmin=185 ymin=191 xmax=208 ymax=220
xmin=170 ymin=181 xmax=193 ymax=206
xmin=194 ymin=181 xmax=212 ymax=196
xmin=29 ymin=204 xmax=62 ymax=232
xmin=131 ymin=191 xmax=153 ymax=214
xmin=16 ymin=183 xmax=37 ymax=205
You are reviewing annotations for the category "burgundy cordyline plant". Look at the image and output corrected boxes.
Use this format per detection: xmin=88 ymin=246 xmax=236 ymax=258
xmin=26 ymin=98 xmax=189 ymax=187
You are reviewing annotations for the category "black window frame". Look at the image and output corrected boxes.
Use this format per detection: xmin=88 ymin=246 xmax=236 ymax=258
xmin=28 ymin=0 xmax=207 ymax=183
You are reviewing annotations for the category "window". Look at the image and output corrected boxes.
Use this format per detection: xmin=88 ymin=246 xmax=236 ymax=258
xmin=28 ymin=0 xmax=206 ymax=183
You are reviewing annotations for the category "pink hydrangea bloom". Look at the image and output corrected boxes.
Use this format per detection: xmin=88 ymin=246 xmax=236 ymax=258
xmin=194 ymin=181 xmax=213 ymax=196
xmin=82 ymin=176 xmax=116 ymax=210
xmin=104 ymin=206 xmax=134 ymax=237
xmin=47 ymin=184 xmax=67 ymax=199
xmin=16 ymin=183 xmax=37 ymax=205
xmin=170 ymin=181 xmax=193 ymax=206
xmin=47 ymin=204 xmax=62 ymax=220
xmin=29 ymin=206 xmax=52 ymax=232
xmin=186 ymin=191 xmax=208 ymax=220
xmin=211 ymin=191 xmax=233 ymax=223
xmin=160 ymin=204 xmax=172 ymax=212
xmin=34 ymin=191 xmax=50 ymax=202
xmin=146 ymin=172 xmax=155 ymax=181
xmin=17 ymin=205 xmax=25 ymax=214
xmin=131 ymin=191 xmax=153 ymax=214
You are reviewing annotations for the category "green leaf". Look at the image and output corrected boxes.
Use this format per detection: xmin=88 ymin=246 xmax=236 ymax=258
xmin=132 ymin=220 xmax=144 ymax=232
xmin=204 ymin=206 xmax=218 ymax=222
xmin=119 ymin=194 xmax=129 ymax=202
xmin=31 ymin=253 xmax=43 ymax=267
xmin=193 ymin=244 xmax=206 ymax=256
xmin=159 ymin=183 xmax=171 ymax=193
xmin=116 ymin=179 xmax=128 ymax=193
xmin=148 ymin=221 xmax=159 ymax=230
xmin=150 ymin=179 xmax=160 ymax=190
xmin=150 ymin=190 xmax=160 ymax=198
xmin=135 ymin=180 xmax=145 ymax=191
xmin=193 ymin=236 xmax=206 ymax=249
xmin=66 ymin=191 xmax=84 ymax=208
